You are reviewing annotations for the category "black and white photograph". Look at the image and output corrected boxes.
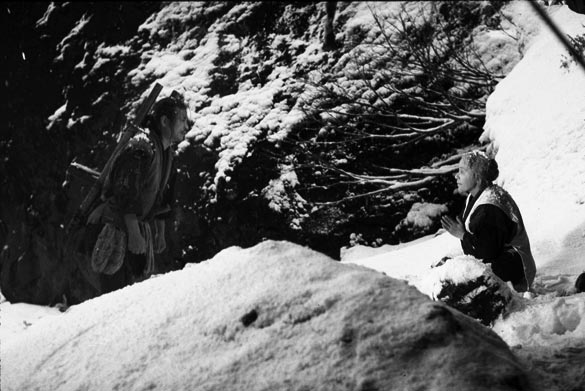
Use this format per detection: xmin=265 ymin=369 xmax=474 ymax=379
xmin=1 ymin=1 xmax=585 ymax=390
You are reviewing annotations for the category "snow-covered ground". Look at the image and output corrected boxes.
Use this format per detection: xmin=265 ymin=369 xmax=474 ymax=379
xmin=343 ymin=4 xmax=585 ymax=390
xmin=2 ymin=2 xmax=585 ymax=391
xmin=2 ymin=241 xmax=536 ymax=391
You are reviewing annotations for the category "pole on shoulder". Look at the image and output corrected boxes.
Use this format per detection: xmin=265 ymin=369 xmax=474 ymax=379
xmin=65 ymin=82 xmax=164 ymax=235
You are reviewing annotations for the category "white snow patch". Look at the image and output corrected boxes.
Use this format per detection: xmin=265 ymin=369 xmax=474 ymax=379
xmin=261 ymin=163 xmax=304 ymax=215
xmin=493 ymin=293 xmax=585 ymax=347
xmin=47 ymin=102 xmax=68 ymax=128
xmin=343 ymin=232 xmax=463 ymax=282
xmin=481 ymin=5 xmax=585 ymax=275
xmin=412 ymin=255 xmax=504 ymax=299
xmin=0 ymin=302 xmax=62 ymax=342
xmin=402 ymin=202 xmax=448 ymax=230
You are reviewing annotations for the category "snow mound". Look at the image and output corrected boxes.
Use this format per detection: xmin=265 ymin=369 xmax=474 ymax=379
xmin=414 ymin=256 xmax=516 ymax=326
xmin=414 ymin=256 xmax=503 ymax=296
xmin=1 ymin=241 xmax=530 ymax=391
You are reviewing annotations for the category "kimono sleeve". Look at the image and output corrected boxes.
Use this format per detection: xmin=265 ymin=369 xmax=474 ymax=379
xmin=108 ymin=144 xmax=152 ymax=217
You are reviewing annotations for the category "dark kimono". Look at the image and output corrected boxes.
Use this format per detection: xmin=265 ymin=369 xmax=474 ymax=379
xmin=106 ymin=134 xmax=175 ymax=223
xmin=460 ymin=185 xmax=536 ymax=292
xmin=95 ymin=132 xmax=176 ymax=292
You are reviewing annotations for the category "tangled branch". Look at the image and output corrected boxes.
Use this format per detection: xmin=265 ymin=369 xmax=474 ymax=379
xmin=290 ymin=1 xmax=504 ymax=206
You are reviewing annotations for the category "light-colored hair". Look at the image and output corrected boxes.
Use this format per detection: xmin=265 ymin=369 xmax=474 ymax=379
xmin=461 ymin=150 xmax=499 ymax=184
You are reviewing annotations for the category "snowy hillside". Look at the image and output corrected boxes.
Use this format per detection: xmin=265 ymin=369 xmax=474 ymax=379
xmin=346 ymin=3 xmax=585 ymax=291
xmin=483 ymin=5 xmax=585 ymax=276
xmin=344 ymin=4 xmax=585 ymax=390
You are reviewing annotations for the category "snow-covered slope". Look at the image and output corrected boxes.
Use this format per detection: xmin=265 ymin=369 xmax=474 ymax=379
xmin=342 ymin=5 xmax=585 ymax=390
xmin=482 ymin=5 xmax=585 ymax=275
xmin=345 ymin=3 xmax=585 ymax=291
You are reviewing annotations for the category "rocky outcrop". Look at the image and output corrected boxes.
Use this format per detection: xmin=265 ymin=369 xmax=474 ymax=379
xmin=2 ymin=241 xmax=530 ymax=391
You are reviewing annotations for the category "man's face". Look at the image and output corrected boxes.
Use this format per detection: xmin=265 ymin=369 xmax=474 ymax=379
xmin=170 ymin=108 xmax=188 ymax=144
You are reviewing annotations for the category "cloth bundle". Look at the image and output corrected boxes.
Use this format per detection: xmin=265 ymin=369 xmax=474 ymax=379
xmin=91 ymin=223 xmax=127 ymax=275
xmin=91 ymin=222 xmax=155 ymax=275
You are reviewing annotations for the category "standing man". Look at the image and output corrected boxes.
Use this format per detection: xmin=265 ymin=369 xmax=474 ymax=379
xmin=89 ymin=93 xmax=189 ymax=293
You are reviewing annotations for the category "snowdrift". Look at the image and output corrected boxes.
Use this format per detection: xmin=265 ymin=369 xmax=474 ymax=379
xmin=482 ymin=5 xmax=585 ymax=275
xmin=1 ymin=241 xmax=530 ymax=391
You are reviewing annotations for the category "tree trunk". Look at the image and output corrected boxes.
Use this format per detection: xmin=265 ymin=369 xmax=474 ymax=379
xmin=322 ymin=2 xmax=337 ymax=51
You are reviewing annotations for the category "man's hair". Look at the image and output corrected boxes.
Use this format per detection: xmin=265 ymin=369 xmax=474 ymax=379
xmin=461 ymin=150 xmax=499 ymax=184
xmin=146 ymin=93 xmax=188 ymax=136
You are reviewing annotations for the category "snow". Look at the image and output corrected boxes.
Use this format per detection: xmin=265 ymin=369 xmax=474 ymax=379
xmin=340 ymin=233 xmax=436 ymax=263
xmin=4 ymin=2 xmax=585 ymax=390
xmin=340 ymin=4 xmax=585 ymax=389
xmin=345 ymin=231 xmax=463 ymax=281
xmin=493 ymin=293 xmax=585 ymax=347
xmin=344 ymin=0 xmax=585 ymax=304
xmin=0 ymin=241 xmax=531 ymax=391
xmin=412 ymin=255 xmax=506 ymax=300
xmin=481 ymin=5 xmax=585 ymax=277
xmin=261 ymin=163 xmax=301 ymax=213
xmin=123 ymin=2 xmax=318 ymax=200
xmin=47 ymin=102 xmax=67 ymax=128
xmin=0 ymin=302 xmax=62 ymax=341
xmin=401 ymin=202 xmax=448 ymax=231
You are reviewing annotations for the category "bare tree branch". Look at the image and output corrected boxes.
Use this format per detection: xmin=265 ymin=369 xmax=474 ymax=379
xmin=314 ymin=177 xmax=438 ymax=206
xmin=291 ymin=2 xmax=502 ymax=206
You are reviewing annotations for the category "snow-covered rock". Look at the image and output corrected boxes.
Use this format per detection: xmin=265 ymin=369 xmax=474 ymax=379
xmin=414 ymin=256 xmax=516 ymax=326
xmin=1 ymin=241 xmax=530 ymax=391
xmin=394 ymin=202 xmax=448 ymax=239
